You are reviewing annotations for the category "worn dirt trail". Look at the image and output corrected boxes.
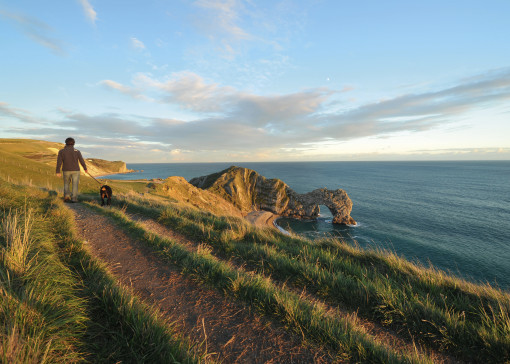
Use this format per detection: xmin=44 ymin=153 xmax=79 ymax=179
xmin=67 ymin=203 xmax=334 ymax=363
xmin=127 ymin=211 xmax=457 ymax=364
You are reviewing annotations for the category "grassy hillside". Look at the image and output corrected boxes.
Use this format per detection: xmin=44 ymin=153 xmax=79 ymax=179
xmin=100 ymin=194 xmax=510 ymax=363
xmin=0 ymin=140 xmax=509 ymax=363
xmin=0 ymin=139 xmax=63 ymax=165
xmin=150 ymin=176 xmax=244 ymax=217
xmin=0 ymin=142 xmax=146 ymax=196
xmin=0 ymin=139 xmax=132 ymax=177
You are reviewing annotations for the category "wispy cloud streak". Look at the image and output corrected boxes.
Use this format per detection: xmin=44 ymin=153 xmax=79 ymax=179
xmin=0 ymin=10 xmax=65 ymax=55
xmin=78 ymin=0 xmax=97 ymax=25
xmin=0 ymin=102 xmax=39 ymax=124
xmin=193 ymin=0 xmax=251 ymax=40
xmin=130 ymin=37 xmax=145 ymax=50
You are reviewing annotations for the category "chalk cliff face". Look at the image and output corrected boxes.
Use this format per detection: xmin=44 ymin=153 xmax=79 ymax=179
xmin=83 ymin=158 xmax=134 ymax=176
xmin=190 ymin=166 xmax=356 ymax=225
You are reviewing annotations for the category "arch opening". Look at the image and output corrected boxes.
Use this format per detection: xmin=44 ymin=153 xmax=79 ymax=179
xmin=318 ymin=204 xmax=334 ymax=219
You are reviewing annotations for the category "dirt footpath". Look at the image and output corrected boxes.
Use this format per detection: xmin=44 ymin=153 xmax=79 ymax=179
xmin=68 ymin=203 xmax=334 ymax=363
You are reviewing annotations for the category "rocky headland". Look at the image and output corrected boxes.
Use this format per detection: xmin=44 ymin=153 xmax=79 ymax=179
xmin=190 ymin=166 xmax=356 ymax=225
xmin=84 ymin=158 xmax=134 ymax=177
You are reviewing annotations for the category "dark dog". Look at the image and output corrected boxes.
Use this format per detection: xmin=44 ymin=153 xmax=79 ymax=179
xmin=100 ymin=185 xmax=112 ymax=206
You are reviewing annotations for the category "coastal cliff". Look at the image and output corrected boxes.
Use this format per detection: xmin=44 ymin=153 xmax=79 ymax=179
xmin=190 ymin=166 xmax=356 ymax=225
xmin=83 ymin=158 xmax=134 ymax=176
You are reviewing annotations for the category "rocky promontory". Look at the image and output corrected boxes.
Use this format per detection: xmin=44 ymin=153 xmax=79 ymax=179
xmin=190 ymin=166 xmax=356 ymax=225
xmin=84 ymin=158 xmax=134 ymax=176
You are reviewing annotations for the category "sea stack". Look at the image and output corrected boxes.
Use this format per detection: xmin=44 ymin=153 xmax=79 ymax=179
xmin=190 ymin=166 xmax=356 ymax=225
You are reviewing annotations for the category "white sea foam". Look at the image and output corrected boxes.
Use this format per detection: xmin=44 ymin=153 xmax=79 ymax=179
xmin=274 ymin=219 xmax=290 ymax=235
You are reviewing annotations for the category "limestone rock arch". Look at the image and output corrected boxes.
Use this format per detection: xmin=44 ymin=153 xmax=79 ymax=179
xmin=299 ymin=188 xmax=356 ymax=225
xmin=190 ymin=166 xmax=356 ymax=226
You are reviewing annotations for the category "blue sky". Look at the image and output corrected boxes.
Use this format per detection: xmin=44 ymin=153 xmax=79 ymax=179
xmin=1 ymin=0 xmax=509 ymax=162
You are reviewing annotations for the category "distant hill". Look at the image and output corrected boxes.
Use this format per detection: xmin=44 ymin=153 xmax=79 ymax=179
xmin=0 ymin=139 xmax=133 ymax=176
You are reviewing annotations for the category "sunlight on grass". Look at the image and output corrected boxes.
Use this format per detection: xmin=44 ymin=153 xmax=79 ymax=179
xmin=1 ymin=209 xmax=34 ymax=276
xmin=0 ymin=149 xmax=508 ymax=363
xmin=106 ymin=193 xmax=510 ymax=362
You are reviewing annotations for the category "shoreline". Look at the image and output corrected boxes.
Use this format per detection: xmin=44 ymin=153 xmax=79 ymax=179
xmin=90 ymin=170 xmax=137 ymax=179
xmin=245 ymin=210 xmax=279 ymax=229
xmin=244 ymin=211 xmax=290 ymax=235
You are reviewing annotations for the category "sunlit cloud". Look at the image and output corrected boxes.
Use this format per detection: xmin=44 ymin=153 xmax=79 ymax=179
xmin=413 ymin=147 xmax=510 ymax=155
xmin=100 ymin=80 xmax=153 ymax=101
xmin=134 ymin=72 xmax=236 ymax=112
xmin=78 ymin=0 xmax=97 ymax=25
xmin=5 ymin=69 xmax=510 ymax=161
xmin=106 ymin=71 xmax=333 ymax=118
xmin=101 ymin=68 xmax=510 ymax=145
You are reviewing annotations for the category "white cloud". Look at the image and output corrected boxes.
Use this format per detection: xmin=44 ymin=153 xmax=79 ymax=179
xmin=191 ymin=0 xmax=254 ymax=58
xmin=78 ymin=0 xmax=97 ymax=25
xmin=193 ymin=0 xmax=251 ymax=40
xmin=0 ymin=10 xmax=65 ymax=55
xmin=131 ymin=37 xmax=146 ymax=50
xmin=100 ymin=80 xmax=152 ymax=101
xmin=95 ymin=68 xmax=510 ymax=152
xmin=106 ymin=71 xmax=332 ymax=120
xmin=133 ymin=72 xmax=236 ymax=112
xmin=0 ymin=102 xmax=39 ymax=124
xmin=6 ymin=69 xmax=510 ymax=161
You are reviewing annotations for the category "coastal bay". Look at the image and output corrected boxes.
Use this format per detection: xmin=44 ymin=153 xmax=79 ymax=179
xmin=106 ymin=160 xmax=510 ymax=291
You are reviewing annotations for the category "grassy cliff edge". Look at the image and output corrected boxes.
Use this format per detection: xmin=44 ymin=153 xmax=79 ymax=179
xmin=0 ymin=138 xmax=509 ymax=363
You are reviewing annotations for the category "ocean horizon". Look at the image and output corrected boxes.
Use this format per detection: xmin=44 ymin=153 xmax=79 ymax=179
xmin=104 ymin=160 xmax=510 ymax=291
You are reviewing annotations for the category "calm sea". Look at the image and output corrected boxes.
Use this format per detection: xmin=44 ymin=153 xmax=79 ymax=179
xmin=105 ymin=161 xmax=510 ymax=290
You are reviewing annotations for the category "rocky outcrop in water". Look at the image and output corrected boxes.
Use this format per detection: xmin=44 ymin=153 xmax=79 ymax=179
xmin=190 ymin=166 xmax=356 ymax=225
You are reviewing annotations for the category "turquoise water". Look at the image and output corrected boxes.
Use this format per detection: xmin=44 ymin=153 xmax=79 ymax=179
xmin=105 ymin=161 xmax=510 ymax=290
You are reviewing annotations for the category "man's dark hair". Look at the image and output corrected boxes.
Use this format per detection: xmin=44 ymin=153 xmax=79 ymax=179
xmin=65 ymin=137 xmax=75 ymax=146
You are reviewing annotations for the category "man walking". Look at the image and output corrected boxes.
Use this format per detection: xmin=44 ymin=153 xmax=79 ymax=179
xmin=56 ymin=137 xmax=88 ymax=203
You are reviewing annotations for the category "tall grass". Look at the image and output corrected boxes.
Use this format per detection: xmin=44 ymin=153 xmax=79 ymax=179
xmin=0 ymin=180 xmax=199 ymax=363
xmin=85 ymin=200 xmax=433 ymax=363
xmin=46 ymin=197 xmax=200 ymax=363
xmin=113 ymin=194 xmax=510 ymax=363
xmin=1 ymin=209 xmax=33 ymax=276
xmin=0 ymin=205 xmax=86 ymax=363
